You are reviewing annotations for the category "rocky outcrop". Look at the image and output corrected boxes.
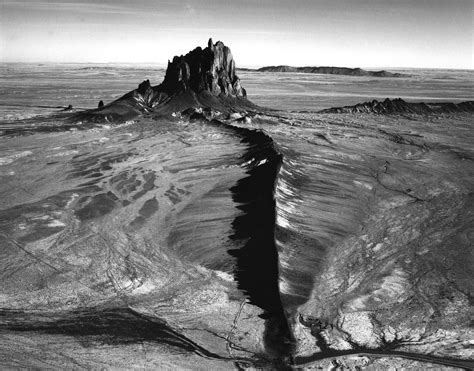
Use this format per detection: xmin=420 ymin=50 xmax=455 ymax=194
xmin=319 ymin=98 xmax=474 ymax=114
xmin=161 ymin=38 xmax=246 ymax=97
xmin=76 ymin=39 xmax=252 ymax=123
xmin=257 ymin=66 xmax=406 ymax=77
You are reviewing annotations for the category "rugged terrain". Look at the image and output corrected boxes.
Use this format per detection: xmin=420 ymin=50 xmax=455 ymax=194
xmin=319 ymin=98 xmax=474 ymax=114
xmin=0 ymin=40 xmax=473 ymax=369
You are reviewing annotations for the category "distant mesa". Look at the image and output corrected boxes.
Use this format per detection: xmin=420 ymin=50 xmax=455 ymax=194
xmin=319 ymin=98 xmax=474 ymax=114
xmin=255 ymin=65 xmax=407 ymax=77
xmin=88 ymin=38 xmax=254 ymax=122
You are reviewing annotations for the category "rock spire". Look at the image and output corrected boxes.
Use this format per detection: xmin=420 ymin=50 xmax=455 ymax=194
xmin=161 ymin=38 xmax=246 ymax=97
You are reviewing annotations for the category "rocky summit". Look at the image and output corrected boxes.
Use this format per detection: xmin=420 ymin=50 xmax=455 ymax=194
xmin=74 ymin=39 xmax=252 ymax=123
xmin=162 ymin=38 xmax=246 ymax=97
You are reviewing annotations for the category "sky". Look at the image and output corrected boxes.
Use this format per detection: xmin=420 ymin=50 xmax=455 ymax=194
xmin=0 ymin=0 xmax=472 ymax=68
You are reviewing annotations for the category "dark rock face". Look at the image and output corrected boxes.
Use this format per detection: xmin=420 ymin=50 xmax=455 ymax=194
xmin=137 ymin=79 xmax=152 ymax=95
xmin=257 ymin=65 xmax=406 ymax=78
xmin=98 ymin=100 xmax=104 ymax=108
xmin=69 ymin=39 xmax=255 ymax=124
xmin=320 ymin=98 xmax=474 ymax=114
xmin=161 ymin=38 xmax=246 ymax=97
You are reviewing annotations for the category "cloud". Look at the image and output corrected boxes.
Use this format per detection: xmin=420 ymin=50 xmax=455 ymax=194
xmin=1 ymin=1 xmax=160 ymax=15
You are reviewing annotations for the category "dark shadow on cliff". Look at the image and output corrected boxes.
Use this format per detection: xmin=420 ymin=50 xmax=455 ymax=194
xmin=226 ymin=126 xmax=294 ymax=362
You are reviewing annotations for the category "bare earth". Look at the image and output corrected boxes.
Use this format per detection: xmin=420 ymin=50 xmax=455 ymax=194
xmin=0 ymin=64 xmax=473 ymax=369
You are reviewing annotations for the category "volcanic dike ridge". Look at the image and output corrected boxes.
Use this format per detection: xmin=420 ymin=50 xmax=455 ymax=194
xmin=82 ymin=39 xmax=294 ymax=362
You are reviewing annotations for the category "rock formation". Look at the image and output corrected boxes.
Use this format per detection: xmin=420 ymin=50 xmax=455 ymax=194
xmin=256 ymin=65 xmax=406 ymax=77
xmin=75 ymin=39 xmax=252 ymax=123
xmin=161 ymin=38 xmax=246 ymax=97
xmin=98 ymin=100 xmax=104 ymax=108
xmin=319 ymin=98 xmax=474 ymax=114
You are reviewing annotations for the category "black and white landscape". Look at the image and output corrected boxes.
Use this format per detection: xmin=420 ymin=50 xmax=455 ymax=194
xmin=1 ymin=1 xmax=473 ymax=369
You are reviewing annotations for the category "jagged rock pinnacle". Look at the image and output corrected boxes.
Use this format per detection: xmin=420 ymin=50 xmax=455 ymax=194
xmin=76 ymin=39 xmax=253 ymax=122
xmin=161 ymin=38 xmax=246 ymax=97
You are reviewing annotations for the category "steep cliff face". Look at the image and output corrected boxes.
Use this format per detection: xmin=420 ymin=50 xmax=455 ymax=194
xmin=161 ymin=38 xmax=246 ymax=97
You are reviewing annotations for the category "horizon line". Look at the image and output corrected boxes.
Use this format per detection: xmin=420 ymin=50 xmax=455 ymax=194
xmin=1 ymin=61 xmax=473 ymax=71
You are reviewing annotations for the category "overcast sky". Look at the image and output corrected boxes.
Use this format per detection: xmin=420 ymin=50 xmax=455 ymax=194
xmin=1 ymin=0 xmax=472 ymax=68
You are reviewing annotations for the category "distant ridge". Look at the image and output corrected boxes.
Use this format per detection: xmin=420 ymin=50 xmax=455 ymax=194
xmin=319 ymin=98 xmax=474 ymax=114
xmin=255 ymin=65 xmax=406 ymax=77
